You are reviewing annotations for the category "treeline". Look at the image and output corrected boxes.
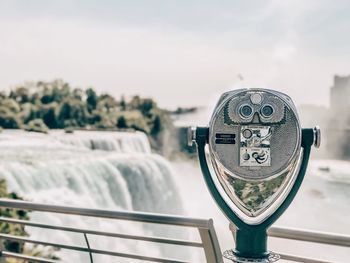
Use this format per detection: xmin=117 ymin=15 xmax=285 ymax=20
xmin=0 ymin=79 xmax=173 ymax=147
xmin=0 ymin=179 xmax=59 ymax=261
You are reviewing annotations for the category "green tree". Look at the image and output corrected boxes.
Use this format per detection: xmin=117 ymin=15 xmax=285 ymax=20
xmin=0 ymin=179 xmax=29 ymax=254
xmin=0 ymin=107 xmax=20 ymax=128
xmin=116 ymin=115 xmax=127 ymax=128
xmin=0 ymin=99 xmax=20 ymax=113
xmin=97 ymin=94 xmax=118 ymax=113
xmin=116 ymin=111 xmax=150 ymax=133
xmin=41 ymin=102 xmax=59 ymax=128
xmin=0 ymin=79 xmax=175 ymax=152
xmin=86 ymin=88 xmax=98 ymax=113
xmin=120 ymin=95 xmax=126 ymax=111
xmin=151 ymin=115 xmax=162 ymax=136
xmin=56 ymin=98 xmax=88 ymax=128
xmin=73 ymin=88 xmax=83 ymax=101
xmin=40 ymin=86 xmax=53 ymax=104
xmin=9 ymin=87 xmax=30 ymax=104
xmin=139 ymin=98 xmax=156 ymax=117
xmin=0 ymin=180 xmax=59 ymax=261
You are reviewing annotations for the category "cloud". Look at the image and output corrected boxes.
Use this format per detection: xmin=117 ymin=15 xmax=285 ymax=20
xmin=0 ymin=1 xmax=349 ymax=109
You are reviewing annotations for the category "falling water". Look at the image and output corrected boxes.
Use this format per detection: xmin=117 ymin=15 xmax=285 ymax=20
xmin=0 ymin=130 xmax=187 ymax=262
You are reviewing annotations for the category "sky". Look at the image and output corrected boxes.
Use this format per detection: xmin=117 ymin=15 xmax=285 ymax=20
xmin=0 ymin=0 xmax=350 ymax=109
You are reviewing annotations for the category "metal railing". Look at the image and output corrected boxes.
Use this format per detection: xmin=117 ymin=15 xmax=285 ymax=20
xmin=0 ymin=199 xmax=223 ymax=263
xmin=269 ymin=226 xmax=350 ymax=263
xmin=0 ymin=198 xmax=349 ymax=263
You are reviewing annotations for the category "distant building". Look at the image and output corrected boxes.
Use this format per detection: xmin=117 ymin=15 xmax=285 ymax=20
xmin=328 ymin=75 xmax=350 ymax=158
xmin=330 ymin=75 xmax=350 ymax=113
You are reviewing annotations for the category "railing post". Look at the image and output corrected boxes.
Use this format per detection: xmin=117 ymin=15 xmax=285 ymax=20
xmin=83 ymin=233 xmax=94 ymax=263
xmin=198 ymin=219 xmax=223 ymax=263
xmin=0 ymin=242 xmax=5 ymax=263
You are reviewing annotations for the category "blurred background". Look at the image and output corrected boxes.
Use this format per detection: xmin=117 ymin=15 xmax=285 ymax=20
xmin=0 ymin=1 xmax=349 ymax=262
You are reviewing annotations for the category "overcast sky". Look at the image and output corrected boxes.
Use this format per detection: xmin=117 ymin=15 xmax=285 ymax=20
xmin=0 ymin=0 xmax=349 ymax=108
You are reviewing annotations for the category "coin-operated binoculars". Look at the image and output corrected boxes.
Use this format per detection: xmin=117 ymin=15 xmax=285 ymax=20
xmin=188 ymin=89 xmax=320 ymax=262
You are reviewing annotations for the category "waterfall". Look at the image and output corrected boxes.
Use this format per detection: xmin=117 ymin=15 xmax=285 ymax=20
xmin=55 ymin=130 xmax=152 ymax=153
xmin=0 ymin=130 xmax=187 ymax=262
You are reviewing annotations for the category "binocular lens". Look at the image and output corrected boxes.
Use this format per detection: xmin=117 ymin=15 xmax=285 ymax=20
xmin=239 ymin=105 xmax=253 ymax=118
xmin=261 ymin=105 xmax=274 ymax=117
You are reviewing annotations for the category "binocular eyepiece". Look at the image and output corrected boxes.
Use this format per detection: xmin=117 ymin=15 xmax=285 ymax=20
xmin=189 ymin=88 xmax=320 ymax=262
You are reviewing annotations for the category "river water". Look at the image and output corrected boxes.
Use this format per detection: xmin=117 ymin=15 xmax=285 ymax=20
xmin=0 ymin=130 xmax=349 ymax=262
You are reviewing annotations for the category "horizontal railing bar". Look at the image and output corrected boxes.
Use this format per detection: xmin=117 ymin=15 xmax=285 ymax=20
xmin=269 ymin=226 xmax=350 ymax=248
xmin=0 ymin=251 xmax=59 ymax=263
xmin=279 ymin=252 xmax=333 ymax=263
xmin=0 ymin=199 xmax=211 ymax=229
xmin=0 ymin=233 xmax=190 ymax=263
xmin=0 ymin=217 xmax=203 ymax=248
